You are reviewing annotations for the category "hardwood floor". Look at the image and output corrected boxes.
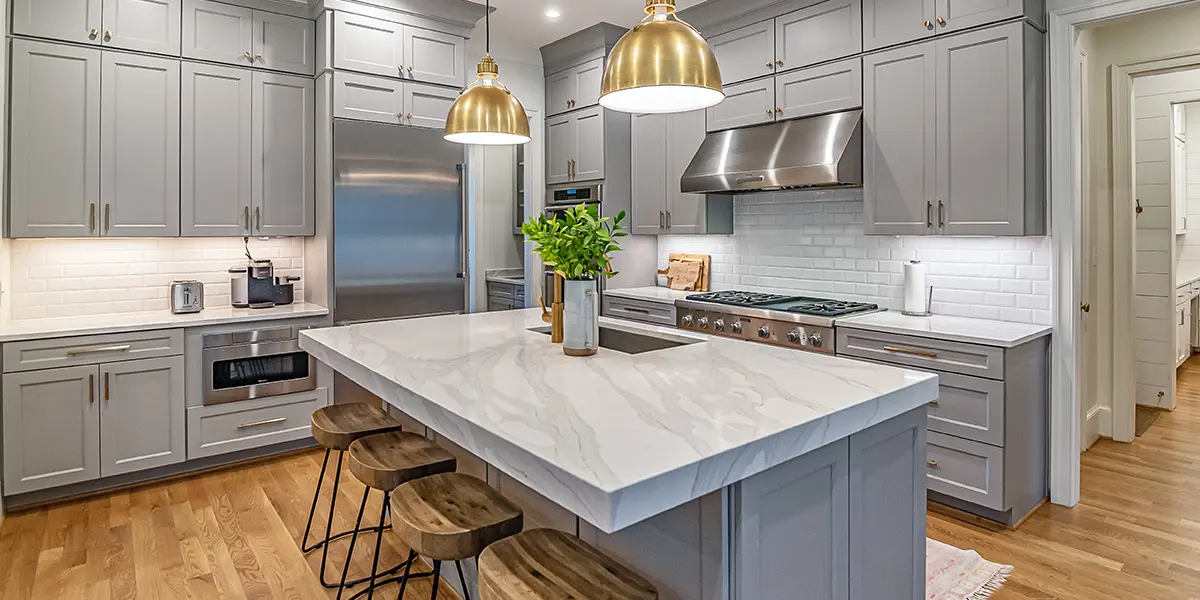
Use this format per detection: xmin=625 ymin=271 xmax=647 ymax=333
xmin=8 ymin=358 xmax=1200 ymax=600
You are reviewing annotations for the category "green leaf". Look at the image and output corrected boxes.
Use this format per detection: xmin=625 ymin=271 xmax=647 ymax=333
xmin=520 ymin=202 xmax=625 ymax=280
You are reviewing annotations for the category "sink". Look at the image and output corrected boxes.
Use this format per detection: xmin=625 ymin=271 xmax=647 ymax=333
xmin=530 ymin=326 xmax=695 ymax=354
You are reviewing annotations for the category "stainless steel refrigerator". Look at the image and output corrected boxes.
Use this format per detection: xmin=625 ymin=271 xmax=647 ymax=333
xmin=331 ymin=119 xmax=467 ymax=403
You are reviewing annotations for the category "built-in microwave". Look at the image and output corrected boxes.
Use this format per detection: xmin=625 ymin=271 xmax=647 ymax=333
xmin=202 ymin=326 xmax=317 ymax=406
xmin=543 ymin=183 xmax=606 ymax=307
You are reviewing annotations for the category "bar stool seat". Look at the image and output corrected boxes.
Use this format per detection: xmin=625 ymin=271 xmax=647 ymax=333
xmin=478 ymin=529 xmax=658 ymax=600
xmin=390 ymin=472 xmax=525 ymax=600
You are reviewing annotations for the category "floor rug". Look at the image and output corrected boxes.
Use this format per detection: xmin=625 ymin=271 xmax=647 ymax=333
xmin=927 ymin=538 xmax=1014 ymax=600
xmin=1136 ymin=406 xmax=1162 ymax=437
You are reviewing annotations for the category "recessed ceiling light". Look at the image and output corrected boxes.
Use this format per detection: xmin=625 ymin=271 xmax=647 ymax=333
xmin=545 ymin=8 xmax=561 ymax=18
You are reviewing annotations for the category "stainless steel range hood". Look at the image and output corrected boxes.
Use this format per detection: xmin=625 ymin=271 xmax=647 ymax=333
xmin=680 ymin=109 xmax=863 ymax=194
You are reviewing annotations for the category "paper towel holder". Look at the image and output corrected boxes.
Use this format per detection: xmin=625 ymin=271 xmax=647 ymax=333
xmin=902 ymin=286 xmax=934 ymax=317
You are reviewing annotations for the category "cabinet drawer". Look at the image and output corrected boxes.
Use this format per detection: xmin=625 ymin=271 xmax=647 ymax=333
xmin=186 ymin=387 xmax=327 ymax=459
xmin=836 ymin=328 xmax=1004 ymax=380
xmin=4 ymin=329 xmax=184 ymax=373
xmin=602 ymin=296 xmax=676 ymax=327
xmin=926 ymin=431 xmax=1004 ymax=511
xmin=929 ymin=372 xmax=1005 ymax=446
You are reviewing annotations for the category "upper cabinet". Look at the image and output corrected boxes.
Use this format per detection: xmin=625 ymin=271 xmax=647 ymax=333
xmin=252 ymin=11 xmax=315 ymax=76
xmin=862 ymin=0 xmax=1043 ymax=51
xmin=630 ymin=111 xmax=734 ymax=236
xmin=253 ymin=73 xmax=315 ymax=236
xmin=546 ymin=58 xmax=605 ymax=117
xmin=181 ymin=62 xmax=253 ymax=237
xmin=863 ymin=22 xmax=1044 ymax=236
xmin=707 ymin=57 xmax=862 ymax=132
xmin=546 ymin=106 xmax=606 ymax=184
xmin=331 ymin=71 xmax=457 ymax=130
xmin=332 ymin=11 xmax=466 ymax=87
xmin=15 ymin=0 xmax=181 ymax=55
xmin=708 ymin=22 xmax=776 ymax=86
xmin=182 ymin=0 xmax=315 ymax=76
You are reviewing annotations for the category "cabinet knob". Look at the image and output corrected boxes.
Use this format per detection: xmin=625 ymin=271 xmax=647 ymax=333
xmin=406 ymin=113 xmax=413 ymax=121
xmin=104 ymin=30 xmax=112 ymax=41
xmin=775 ymin=107 xmax=782 ymax=113
xmin=1081 ymin=303 xmax=1091 ymax=313
xmin=89 ymin=28 xmax=99 ymax=39
xmin=256 ymin=53 xmax=263 ymax=61
xmin=766 ymin=110 xmax=773 ymax=115
xmin=766 ymin=62 xmax=774 ymax=69
xmin=407 ymin=66 xmax=413 ymax=74
xmin=929 ymin=399 xmax=939 ymax=407
xmin=775 ymin=59 xmax=783 ymax=66
xmin=924 ymin=19 xmax=933 ymax=29
xmin=937 ymin=16 xmax=947 ymax=26
xmin=245 ymin=51 xmax=252 ymax=60
xmin=927 ymin=460 xmax=938 ymax=468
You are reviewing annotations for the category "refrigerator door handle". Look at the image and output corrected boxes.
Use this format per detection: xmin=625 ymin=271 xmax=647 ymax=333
xmin=458 ymin=163 xmax=470 ymax=308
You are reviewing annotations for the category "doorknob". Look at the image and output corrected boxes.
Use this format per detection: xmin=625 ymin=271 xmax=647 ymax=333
xmin=1081 ymin=303 xmax=1091 ymax=313
xmin=1136 ymin=199 xmax=1144 ymax=215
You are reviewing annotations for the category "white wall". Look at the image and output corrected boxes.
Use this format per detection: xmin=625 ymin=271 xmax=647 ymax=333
xmin=660 ymin=191 xmax=1053 ymax=324
xmin=1177 ymin=102 xmax=1200 ymax=275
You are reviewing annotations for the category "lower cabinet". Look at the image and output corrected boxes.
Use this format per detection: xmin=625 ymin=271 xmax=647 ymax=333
xmin=3 ymin=356 xmax=186 ymax=495
xmin=186 ymin=387 xmax=327 ymax=459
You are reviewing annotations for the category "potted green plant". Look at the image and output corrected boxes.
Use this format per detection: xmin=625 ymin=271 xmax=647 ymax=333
xmin=523 ymin=204 xmax=627 ymax=356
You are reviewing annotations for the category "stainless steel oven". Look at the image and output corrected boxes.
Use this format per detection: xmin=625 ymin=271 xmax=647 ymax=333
xmin=202 ymin=326 xmax=317 ymax=406
xmin=543 ymin=183 xmax=605 ymax=308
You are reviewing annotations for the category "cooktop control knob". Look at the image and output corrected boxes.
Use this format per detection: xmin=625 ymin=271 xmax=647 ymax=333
xmin=713 ymin=319 xmax=725 ymax=331
xmin=697 ymin=317 xmax=709 ymax=329
xmin=730 ymin=321 xmax=743 ymax=334
xmin=809 ymin=333 xmax=823 ymax=347
xmin=786 ymin=329 xmax=802 ymax=343
xmin=758 ymin=326 xmax=771 ymax=339
xmin=681 ymin=314 xmax=693 ymax=327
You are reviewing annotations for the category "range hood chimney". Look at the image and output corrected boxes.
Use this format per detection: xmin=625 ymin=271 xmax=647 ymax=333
xmin=680 ymin=109 xmax=863 ymax=194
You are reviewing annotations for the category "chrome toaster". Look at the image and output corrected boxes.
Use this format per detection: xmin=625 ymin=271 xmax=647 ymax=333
xmin=169 ymin=280 xmax=204 ymax=314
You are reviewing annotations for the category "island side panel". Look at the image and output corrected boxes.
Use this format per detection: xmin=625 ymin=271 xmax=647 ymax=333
xmin=848 ymin=407 xmax=927 ymax=600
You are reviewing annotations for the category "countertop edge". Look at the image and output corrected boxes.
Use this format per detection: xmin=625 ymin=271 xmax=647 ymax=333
xmin=0 ymin=304 xmax=330 ymax=343
xmin=836 ymin=318 xmax=1052 ymax=349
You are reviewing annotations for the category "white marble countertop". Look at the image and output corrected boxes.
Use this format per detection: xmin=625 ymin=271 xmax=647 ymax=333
xmin=1178 ymin=269 xmax=1200 ymax=289
xmin=837 ymin=311 xmax=1052 ymax=348
xmin=300 ymin=309 xmax=938 ymax=533
xmin=603 ymin=286 xmax=695 ymax=303
xmin=485 ymin=268 xmax=525 ymax=286
xmin=0 ymin=302 xmax=329 ymax=342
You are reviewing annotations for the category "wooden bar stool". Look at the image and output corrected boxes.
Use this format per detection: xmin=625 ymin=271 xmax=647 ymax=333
xmin=478 ymin=529 xmax=657 ymax=600
xmin=336 ymin=431 xmax=458 ymax=600
xmin=303 ymin=403 xmax=404 ymax=588
xmin=390 ymin=472 xmax=525 ymax=600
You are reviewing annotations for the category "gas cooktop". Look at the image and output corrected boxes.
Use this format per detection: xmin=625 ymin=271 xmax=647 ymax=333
xmin=675 ymin=291 xmax=883 ymax=353
xmin=684 ymin=291 xmax=879 ymax=318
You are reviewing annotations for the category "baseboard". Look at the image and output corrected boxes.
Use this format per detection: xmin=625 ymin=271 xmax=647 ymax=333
xmin=1084 ymin=404 xmax=1110 ymax=446
xmin=1134 ymin=403 xmax=1173 ymax=412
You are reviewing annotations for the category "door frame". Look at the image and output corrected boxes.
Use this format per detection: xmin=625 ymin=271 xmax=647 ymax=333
xmin=1047 ymin=0 xmax=1198 ymax=507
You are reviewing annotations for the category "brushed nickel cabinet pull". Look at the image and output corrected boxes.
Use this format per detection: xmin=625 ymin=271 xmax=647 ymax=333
xmin=104 ymin=204 xmax=110 ymax=231
xmin=407 ymin=66 xmax=413 ymax=74
xmin=882 ymin=345 xmax=938 ymax=359
xmin=67 ymin=344 xmax=132 ymax=356
xmin=659 ymin=210 xmax=665 ymax=229
xmin=243 ymin=206 xmax=250 ymax=230
xmin=89 ymin=203 xmax=96 ymax=232
xmin=238 ymin=417 xmax=288 ymax=430
xmin=766 ymin=62 xmax=773 ymax=69
xmin=255 ymin=207 xmax=262 ymax=231
xmin=927 ymin=459 xmax=938 ymax=468
xmin=104 ymin=372 xmax=110 ymax=401
xmin=89 ymin=374 xmax=95 ymax=404
xmin=623 ymin=307 xmax=651 ymax=314
xmin=926 ymin=201 xmax=932 ymax=227
xmin=666 ymin=211 xmax=672 ymax=229
xmin=938 ymin=201 xmax=945 ymax=227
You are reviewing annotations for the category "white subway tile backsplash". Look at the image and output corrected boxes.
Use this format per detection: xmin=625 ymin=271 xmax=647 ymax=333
xmin=659 ymin=192 xmax=1052 ymax=326
xmin=8 ymin=238 xmax=305 ymax=318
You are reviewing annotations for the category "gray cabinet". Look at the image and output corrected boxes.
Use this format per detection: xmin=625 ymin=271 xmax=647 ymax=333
xmin=708 ymin=21 xmax=775 ymax=86
xmin=706 ymin=78 xmax=774 ymax=132
xmin=864 ymin=23 xmax=1043 ymax=236
xmin=13 ymin=0 xmax=104 ymax=46
xmin=332 ymin=12 xmax=465 ymax=86
xmin=601 ymin=294 xmax=677 ymax=327
xmin=182 ymin=0 xmax=253 ymax=66
xmin=631 ymin=110 xmax=732 ymax=235
xmin=546 ymin=113 xmax=576 ymax=184
xmin=862 ymin=0 xmax=934 ymax=51
xmin=102 ymin=0 xmax=181 ymax=55
xmin=936 ymin=0 xmax=1028 ymax=34
xmin=666 ymin=110 xmax=709 ymax=234
xmin=546 ymin=106 xmax=605 ymax=183
xmin=546 ymin=57 xmax=605 ymax=116
xmin=182 ymin=62 xmax=253 ymax=237
xmin=736 ymin=439 xmax=849 ymax=600
xmin=9 ymin=39 xmax=102 ymax=238
xmin=630 ymin=113 xmax=669 ymax=235
xmin=775 ymin=57 xmax=862 ymax=122
xmin=2 ymin=366 xmax=101 ymax=495
xmin=405 ymin=81 xmax=458 ymax=129
xmin=775 ymin=0 xmax=862 ymax=70
xmin=99 ymin=357 xmax=186 ymax=477
xmin=101 ymin=52 xmax=181 ymax=237
xmin=253 ymin=72 xmax=315 ymax=236
xmin=404 ymin=26 xmax=466 ymax=87
xmin=252 ymin=11 xmax=315 ymax=76
xmin=332 ymin=71 xmax=456 ymax=130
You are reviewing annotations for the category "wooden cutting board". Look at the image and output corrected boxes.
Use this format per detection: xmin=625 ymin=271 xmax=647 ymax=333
xmin=658 ymin=253 xmax=711 ymax=291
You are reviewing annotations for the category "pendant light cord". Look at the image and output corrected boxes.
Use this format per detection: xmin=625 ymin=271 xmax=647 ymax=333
xmin=485 ymin=0 xmax=490 ymax=54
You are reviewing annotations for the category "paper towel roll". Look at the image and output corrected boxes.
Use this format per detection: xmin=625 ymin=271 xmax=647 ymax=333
xmin=903 ymin=261 xmax=930 ymax=316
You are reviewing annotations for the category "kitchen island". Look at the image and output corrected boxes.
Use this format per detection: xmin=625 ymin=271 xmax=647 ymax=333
xmin=300 ymin=310 xmax=939 ymax=600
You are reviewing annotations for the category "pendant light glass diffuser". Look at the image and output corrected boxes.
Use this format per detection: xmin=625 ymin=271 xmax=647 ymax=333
xmin=600 ymin=0 xmax=724 ymax=114
xmin=445 ymin=0 xmax=530 ymax=145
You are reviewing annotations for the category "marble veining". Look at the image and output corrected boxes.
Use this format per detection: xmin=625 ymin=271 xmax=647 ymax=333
xmin=300 ymin=309 xmax=937 ymax=532
xmin=838 ymin=311 xmax=1052 ymax=348
xmin=0 ymin=303 xmax=329 ymax=342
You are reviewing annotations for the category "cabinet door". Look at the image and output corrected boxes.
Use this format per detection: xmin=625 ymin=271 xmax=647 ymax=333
xmin=776 ymin=58 xmax=862 ymax=122
xmin=10 ymin=40 xmax=102 ymax=238
xmin=572 ymin=57 xmax=605 ymax=109
xmin=849 ymin=408 xmax=926 ymax=600
xmin=936 ymin=23 xmax=1025 ymax=236
xmin=102 ymin=0 xmax=181 ymax=55
xmin=934 ymin=0 xmax=1024 ymax=33
xmin=332 ymin=71 xmax=405 ymax=124
xmin=706 ymin=78 xmax=774 ymax=132
xmin=332 ymin=11 xmax=405 ymax=78
xmin=862 ymin=0 xmax=934 ymax=51
xmin=573 ymin=107 xmax=606 ymax=182
xmin=404 ymin=81 xmax=459 ymax=129
xmin=253 ymin=72 xmax=315 ymax=236
xmin=737 ymin=439 xmax=849 ymax=600
xmin=708 ymin=21 xmax=776 ymax=86
xmin=2 ymin=366 xmax=101 ymax=495
xmin=862 ymin=42 xmax=936 ymax=235
xmin=252 ymin=10 xmax=315 ymax=76
xmin=776 ymin=0 xmax=862 ymax=70
xmin=667 ymin=110 xmax=709 ymax=234
xmin=631 ymin=113 xmax=669 ymax=235
xmin=404 ymin=26 xmax=466 ymax=87
xmin=182 ymin=0 xmax=253 ymax=66
xmin=182 ymin=62 xmax=253 ymax=236
xmin=100 ymin=357 xmax=185 ymax=477
xmin=546 ymin=114 xmax=575 ymax=184
xmin=101 ymin=52 xmax=181 ymax=237
xmin=13 ymin=0 xmax=103 ymax=45
xmin=546 ymin=70 xmax=575 ymax=116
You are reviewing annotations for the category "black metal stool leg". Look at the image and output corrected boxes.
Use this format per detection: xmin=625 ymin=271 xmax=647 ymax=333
xmin=429 ymin=561 xmax=442 ymax=600
xmin=396 ymin=550 xmax=416 ymax=600
xmin=318 ymin=451 xmax=346 ymax=587
xmin=455 ymin=561 xmax=470 ymax=600
xmin=364 ymin=491 xmax=390 ymax=600
xmin=301 ymin=448 xmax=332 ymax=553
xmin=337 ymin=488 xmax=372 ymax=600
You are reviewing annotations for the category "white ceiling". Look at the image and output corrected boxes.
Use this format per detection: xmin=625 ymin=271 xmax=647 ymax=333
xmin=482 ymin=0 xmax=708 ymax=63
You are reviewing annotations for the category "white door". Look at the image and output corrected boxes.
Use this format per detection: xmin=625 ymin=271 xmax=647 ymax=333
xmin=101 ymin=52 xmax=181 ymax=237
xmin=667 ymin=110 xmax=709 ymax=234
xmin=2 ymin=366 xmax=101 ymax=495
xmin=404 ymin=82 xmax=458 ymax=129
xmin=573 ymin=107 xmax=605 ymax=182
xmin=708 ymin=21 xmax=775 ymax=85
xmin=9 ymin=40 xmax=102 ymax=238
xmin=252 ymin=10 xmax=315 ymax=76
xmin=546 ymin=114 xmax=575 ymax=184
xmin=182 ymin=62 xmax=253 ymax=236
xmin=332 ymin=71 xmax=405 ymax=125
xmin=100 ymin=357 xmax=185 ymax=476
xmin=101 ymin=0 xmax=181 ymax=55
xmin=253 ymin=72 xmax=315 ymax=236
xmin=631 ymin=113 xmax=668 ymax=235
xmin=182 ymin=0 xmax=253 ymax=66
xmin=404 ymin=26 xmax=465 ymax=87
xmin=13 ymin=0 xmax=104 ymax=46
xmin=332 ymin=11 xmax=405 ymax=78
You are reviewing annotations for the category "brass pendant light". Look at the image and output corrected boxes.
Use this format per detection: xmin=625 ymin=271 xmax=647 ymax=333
xmin=600 ymin=0 xmax=724 ymax=114
xmin=445 ymin=0 xmax=531 ymax=145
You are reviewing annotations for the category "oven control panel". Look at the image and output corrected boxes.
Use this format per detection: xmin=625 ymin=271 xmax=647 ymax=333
xmin=676 ymin=310 xmax=834 ymax=354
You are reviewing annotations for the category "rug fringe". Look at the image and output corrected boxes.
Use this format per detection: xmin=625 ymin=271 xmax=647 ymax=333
xmin=966 ymin=565 xmax=1014 ymax=600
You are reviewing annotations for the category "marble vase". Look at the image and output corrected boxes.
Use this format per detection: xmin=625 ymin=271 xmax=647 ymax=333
xmin=562 ymin=278 xmax=599 ymax=356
